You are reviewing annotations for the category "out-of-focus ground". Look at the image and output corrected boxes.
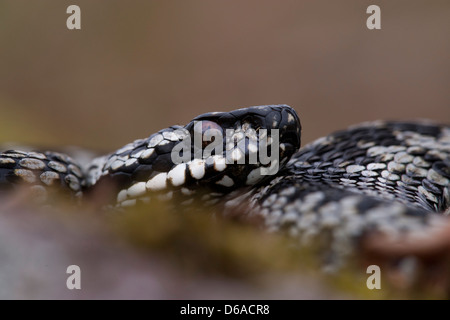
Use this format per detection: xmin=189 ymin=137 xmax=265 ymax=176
xmin=0 ymin=205 xmax=349 ymax=299
xmin=0 ymin=0 xmax=449 ymax=299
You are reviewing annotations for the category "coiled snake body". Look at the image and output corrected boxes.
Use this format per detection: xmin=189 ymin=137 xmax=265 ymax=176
xmin=1 ymin=105 xmax=449 ymax=267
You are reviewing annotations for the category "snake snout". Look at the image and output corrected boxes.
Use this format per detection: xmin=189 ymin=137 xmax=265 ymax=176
xmin=273 ymin=105 xmax=302 ymax=160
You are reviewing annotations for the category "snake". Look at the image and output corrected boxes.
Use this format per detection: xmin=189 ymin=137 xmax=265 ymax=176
xmin=1 ymin=105 xmax=449 ymax=269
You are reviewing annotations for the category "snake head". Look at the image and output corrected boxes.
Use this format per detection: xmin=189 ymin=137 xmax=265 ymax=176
xmin=183 ymin=104 xmax=301 ymax=185
xmin=90 ymin=105 xmax=301 ymax=207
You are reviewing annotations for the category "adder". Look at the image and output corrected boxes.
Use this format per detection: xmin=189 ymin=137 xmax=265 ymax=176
xmin=1 ymin=105 xmax=449 ymax=267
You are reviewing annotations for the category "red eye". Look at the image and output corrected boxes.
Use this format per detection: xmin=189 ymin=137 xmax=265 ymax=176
xmin=193 ymin=121 xmax=223 ymax=149
xmin=201 ymin=121 xmax=222 ymax=133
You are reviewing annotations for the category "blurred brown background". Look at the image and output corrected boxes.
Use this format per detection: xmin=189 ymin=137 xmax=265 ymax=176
xmin=0 ymin=0 xmax=449 ymax=151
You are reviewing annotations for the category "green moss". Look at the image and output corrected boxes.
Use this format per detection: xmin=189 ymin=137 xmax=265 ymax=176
xmin=108 ymin=201 xmax=308 ymax=278
xmin=106 ymin=200 xmax=449 ymax=299
xmin=3 ymin=188 xmax=448 ymax=299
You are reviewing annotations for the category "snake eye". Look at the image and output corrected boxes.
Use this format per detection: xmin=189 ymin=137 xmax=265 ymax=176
xmin=201 ymin=120 xmax=222 ymax=133
xmin=193 ymin=120 xmax=223 ymax=149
